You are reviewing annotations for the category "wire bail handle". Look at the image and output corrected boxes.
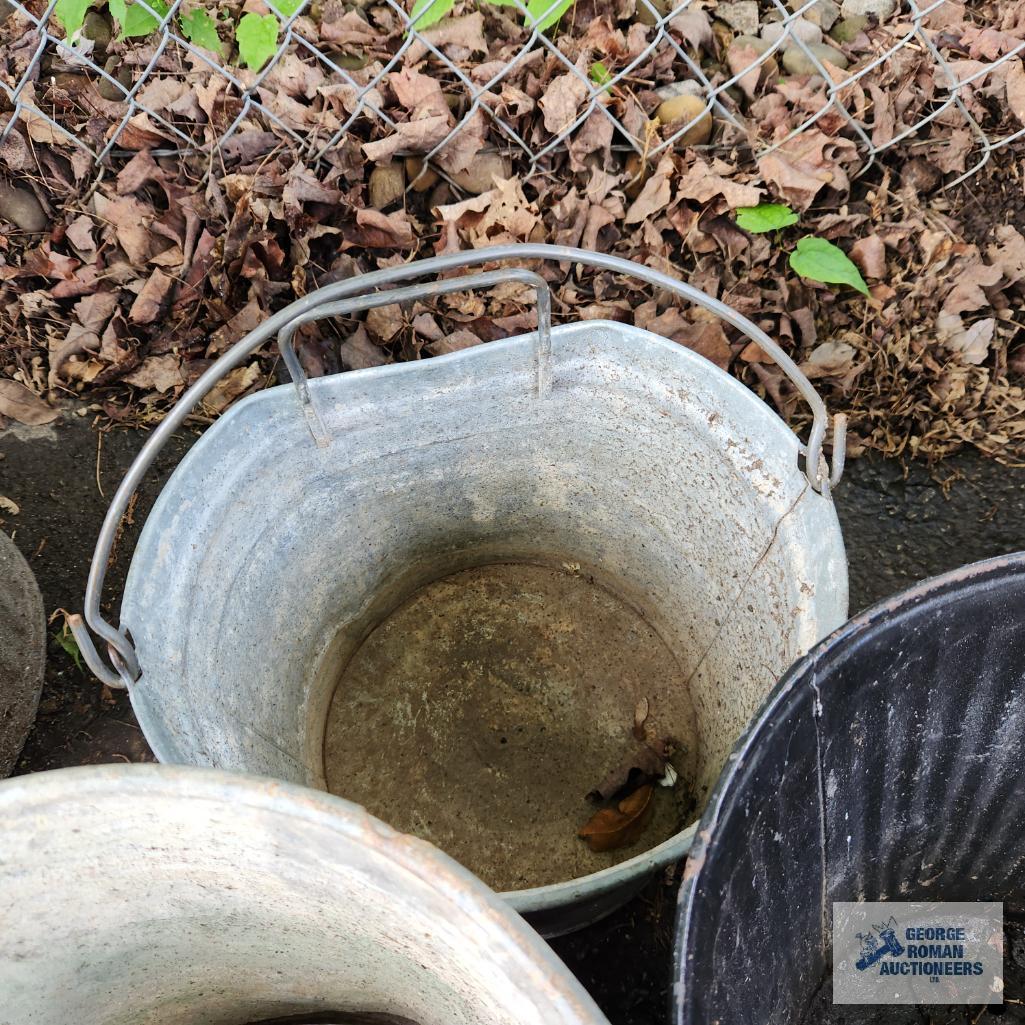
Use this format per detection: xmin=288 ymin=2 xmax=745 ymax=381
xmin=70 ymin=244 xmax=845 ymax=690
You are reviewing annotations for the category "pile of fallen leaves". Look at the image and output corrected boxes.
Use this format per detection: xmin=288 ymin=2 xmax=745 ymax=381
xmin=1 ymin=0 xmax=1025 ymax=463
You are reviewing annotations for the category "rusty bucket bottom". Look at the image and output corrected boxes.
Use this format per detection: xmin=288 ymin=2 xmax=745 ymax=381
xmin=323 ymin=561 xmax=700 ymax=892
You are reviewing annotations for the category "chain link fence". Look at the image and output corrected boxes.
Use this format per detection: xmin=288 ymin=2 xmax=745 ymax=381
xmin=1 ymin=0 xmax=1023 ymax=193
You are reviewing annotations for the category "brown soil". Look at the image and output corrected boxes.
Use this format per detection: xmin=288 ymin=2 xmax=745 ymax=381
xmin=953 ymin=150 xmax=1025 ymax=251
xmin=323 ymin=561 xmax=698 ymax=892
xmin=1 ymin=418 xmax=197 ymax=773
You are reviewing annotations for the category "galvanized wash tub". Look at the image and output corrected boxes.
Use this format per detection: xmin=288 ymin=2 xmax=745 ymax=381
xmin=0 ymin=530 xmax=44 ymax=777
xmin=71 ymin=245 xmax=848 ymax=934
xmin=0 ymin=763 xmax=610 ymax=1025
xmin=674 ymin=553 xmax=1025 ymax=1024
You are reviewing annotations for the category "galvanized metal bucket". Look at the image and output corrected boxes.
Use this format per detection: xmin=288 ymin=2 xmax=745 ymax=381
xmin=0 ymin=530 xmax=44 ymax=777
xmin=71 ymin=244 xmax=848 ymax=933
xmin=673 ymin=553 xmax=1025 ymax=1025
xmin=0 ymin=763 xmax=610 ymax=1025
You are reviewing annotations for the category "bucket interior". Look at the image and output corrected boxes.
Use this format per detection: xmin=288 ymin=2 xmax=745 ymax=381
xmin=676 ymin=557 xmax=1025 ymax=1025
xmin=122 ymin=321 xmax=846 ymax=894
xmin=0 ymin=767 xmax=606 ymax=1025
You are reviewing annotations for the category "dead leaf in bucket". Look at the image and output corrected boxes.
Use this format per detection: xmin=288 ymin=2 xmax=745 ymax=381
xmin=589 ymin=744 xmax=665 ymax=801
xmin=578 ymin=784 xmax=654 ymax=852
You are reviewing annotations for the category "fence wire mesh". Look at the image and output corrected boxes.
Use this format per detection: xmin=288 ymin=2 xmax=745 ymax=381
xmin=1 ymin=0 xmax=1023 ymax=192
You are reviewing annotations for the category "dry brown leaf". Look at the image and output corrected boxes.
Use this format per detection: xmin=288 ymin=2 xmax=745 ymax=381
xmin=850 ymin=235 xmax=887 ymax=279
xmin=0 ymin=380 xmax=60 ymax=425
xmin=434 ymin=108 xmax=488 ymax=176
xmin=928 ymin=129 xmax=974 ymax=174
xmin=578 ymin=784 xmax=655 ymax=852
xmin=117 ymin=112 xmax=169 ymax=150
xmin=636 ymin=303 xmax=731 ymax=369
xmin=421 ymin=12 xmax=487 ymax=55
xmin=65 ymin=215 xmax=96 ymax=256
xmin=625 ymin=155 xmax=673 ymax=224
xmin=867 ymin=84 xmax=896 ymax=149
xmin=675 ymin=320 xmax=732 ymax=369
xmin=1006 ymin=58 xmax=1025 ymax=124
xmin=440 ymin=176 xmax=539 ymax=246
xmin=436 ymin=191 xmax=495 ymax=222
xmin=937 ymin=313 xmax=995 ymax=366
xmin=801 ymin=341 xmax=857 ymax=379
xmin=283 ymin=166 xmax=343 ymax=211
xmin=22 ymin=244 xmax=79 ymax=281
xmin=428 ymin=328 xmax=483 ymax=355
xmin=49 ymin=324 xmax=99 ymax=388
xmin=93 ymin=194 xmax=156 ymax=265
xmin=539 ymin=71 xmax=589 ymax=135
xmin=208 ymin=300 xmax=264 ymax=357
xmin=136 ymin=77 xmax=193 ymax=115
xmin=129 ymin=269 xmax=175 ymax=325
xmin=99 ymin=311 xmax=132 ymax=364
xmin=363 ymin=115 xmax=451 ymax=162
xmin=726 ymin=42 xmax=762 ymax=101
xmin=72 ymin=292 xmax=119 ymax=334
xmin=339 ymin=326 xmax=390 ymax=370
xmin=757 ymin=131 xmax=856 ymax=210
xmin=391 ymin=68 xmax=450 ymax=118
xmin=350 ymin=208 xmax=416 ymax=250
xmin=320 ymin=8 xmax=379 ymax=46
xmin=367 ymin=303 xmax=405 ymax=341
xmin=987 ymin=226 xmax=1025 ymax=286
xmin=203 ymin=363 xmax=261 ymax=414
xmin=962 ymin=24 xmax=1024 ymax=60
xmin=22 ymin=108 xmax=67 ymax=145
xmin=675 ymin=159 xmax=762 ymax=208
xmin=264 ymin=54 xmax=327 ymax=100
xmin=123 ymin=355 xmax=185 ymax=394
xmin=669 ymin=8 xmax=714 ymax=51
xmin=942 ymin=260 xmax=1002 ymax=315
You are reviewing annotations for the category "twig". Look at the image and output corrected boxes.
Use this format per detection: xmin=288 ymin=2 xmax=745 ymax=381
xmin=95 ymin=428 xmax=104 ymax=499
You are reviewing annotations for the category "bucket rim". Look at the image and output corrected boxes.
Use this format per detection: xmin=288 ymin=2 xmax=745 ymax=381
xmin=671 ymin=549 xmax=1025 ymax=1024
xmin=124 ymin=317 xmax=826 ymax=918
xmin=217 ymin=318 xmax=806 ymax=453
xmin=0 ymin=762 xmax=608 ymax=1023
xmin=503 ymin=819 xmax=699 ymax=912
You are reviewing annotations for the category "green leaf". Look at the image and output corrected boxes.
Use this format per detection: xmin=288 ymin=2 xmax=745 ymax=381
xmin=590 ymin=60 xmax=612 ymax=89
xmin=108 ymin=0 xmax=170 ymax=38
xmin=789 ymin=236 xmax=869 ymax=296
xmin=54 ymin=0 xmax=94 ymax=37
xmin=524 ymin=0 xmax=573 ymax=31
xmin=269 ymin=0 xmax=305 ymax=16
xmin=409 ymin=0 xmax=455 ymax=29
xmin=55 ymin=626 xmax=83 ymax=673
xmin=236 ymin=11 xmax=280 ymax=70
xmin=735 ymin=203 xmax=799 ymax=233
xmin=179 ymin=8 xmax=223 ymax=54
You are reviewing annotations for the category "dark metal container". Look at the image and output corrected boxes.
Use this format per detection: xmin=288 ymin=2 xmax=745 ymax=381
xmin=673 ymin=554 xmax=1025 ymax=1024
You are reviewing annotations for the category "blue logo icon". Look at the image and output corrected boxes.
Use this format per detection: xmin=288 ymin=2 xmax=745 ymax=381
xmin=855 ymin=917 xmax=905 ymax=971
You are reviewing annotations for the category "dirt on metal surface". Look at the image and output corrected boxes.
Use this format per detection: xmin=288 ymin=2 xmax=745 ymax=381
xmin=324 ymin=561 xmax=698 ymax=892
